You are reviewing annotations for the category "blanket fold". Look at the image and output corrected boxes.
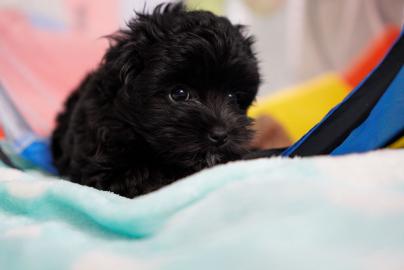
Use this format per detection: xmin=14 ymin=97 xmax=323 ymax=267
xmin=1 ymin=150 xmax=404 ymax=270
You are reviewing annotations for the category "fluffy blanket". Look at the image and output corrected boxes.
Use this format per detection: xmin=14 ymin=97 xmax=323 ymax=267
xmin=1 ymin=150 xmax=404 ymax=270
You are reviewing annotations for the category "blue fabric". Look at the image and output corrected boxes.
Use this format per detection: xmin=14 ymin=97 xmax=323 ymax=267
xmin=332 ymin=66 xmax=404 ymax=155
xmin=282 ymin=30 xmax=403 ymax=157
xmin=20 ymin=140 xmax=57 ymax=174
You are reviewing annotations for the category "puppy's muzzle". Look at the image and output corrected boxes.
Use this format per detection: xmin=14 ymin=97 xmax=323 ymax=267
xmin=207 ymin=126 xmax=228 ymax=146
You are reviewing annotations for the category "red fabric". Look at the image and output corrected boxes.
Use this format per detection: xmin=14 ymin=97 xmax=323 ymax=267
xmin=342 ymin=26 xmax=400 ymax=88
xmin=0 ymin=3 xmax=118 ymax=136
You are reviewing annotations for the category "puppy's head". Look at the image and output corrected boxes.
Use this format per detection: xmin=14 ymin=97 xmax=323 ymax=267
xmin=106 ymin=3 xmax=260 ymax=171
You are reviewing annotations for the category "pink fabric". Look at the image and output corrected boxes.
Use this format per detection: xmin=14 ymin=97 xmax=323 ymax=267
xmin=0 ymin=2 xmax=118 ymax=136
xmin=65 ymin=0 xmax=119 ymax=39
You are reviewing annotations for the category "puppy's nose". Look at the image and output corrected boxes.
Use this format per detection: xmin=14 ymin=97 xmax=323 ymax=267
xmin=208 ymin=128 xmax=228 ymax=146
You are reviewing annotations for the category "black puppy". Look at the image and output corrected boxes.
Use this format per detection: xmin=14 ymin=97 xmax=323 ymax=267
xmin=51 ymin=3 xmax=260 ymax=198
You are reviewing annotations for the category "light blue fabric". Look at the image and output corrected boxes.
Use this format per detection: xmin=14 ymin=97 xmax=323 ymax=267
xmin=1 ymin=150 xmax=404 ymax=270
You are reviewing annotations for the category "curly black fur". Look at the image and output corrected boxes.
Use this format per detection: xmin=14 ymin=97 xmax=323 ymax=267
xmin=51 ymin=2 xmax=260 ymax=198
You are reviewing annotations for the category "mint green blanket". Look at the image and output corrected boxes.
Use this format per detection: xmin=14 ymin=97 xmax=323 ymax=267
xmin=1 ymin=150 xmax=404 ymax=270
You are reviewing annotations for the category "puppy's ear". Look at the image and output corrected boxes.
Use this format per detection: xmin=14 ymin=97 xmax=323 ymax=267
xmin=235 ymin=24 xmax=256 ymax=55
xmin=103 ymin=2 xmax=186 ymax=85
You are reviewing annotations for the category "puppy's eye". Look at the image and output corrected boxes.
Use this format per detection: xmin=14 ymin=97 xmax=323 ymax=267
xmin=227 ymin=93 xmax=237 ymax=102
xmin=169 ymin=88 xmax=190 ymax=102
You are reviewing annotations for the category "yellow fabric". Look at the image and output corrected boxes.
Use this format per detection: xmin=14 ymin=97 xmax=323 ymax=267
xmin=248 ymin=73 xmax=351 ymax=142
xmin=388 ymin=137 xmax=404 ymax=148
xmin=186 ymin=0 xmax=225 ymax=14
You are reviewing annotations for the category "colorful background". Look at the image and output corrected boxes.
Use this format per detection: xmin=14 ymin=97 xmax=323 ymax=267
xmin=0 ymin=0 xmax=403 ymax=151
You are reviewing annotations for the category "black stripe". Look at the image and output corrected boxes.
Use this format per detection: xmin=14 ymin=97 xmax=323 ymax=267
xmin=290 ymin=34 xmax=404 ymax=156
xmin=382 ymin=128 xmax=404 ymax=148
xmin=0 ymin=146 xmax=18 ymax=169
